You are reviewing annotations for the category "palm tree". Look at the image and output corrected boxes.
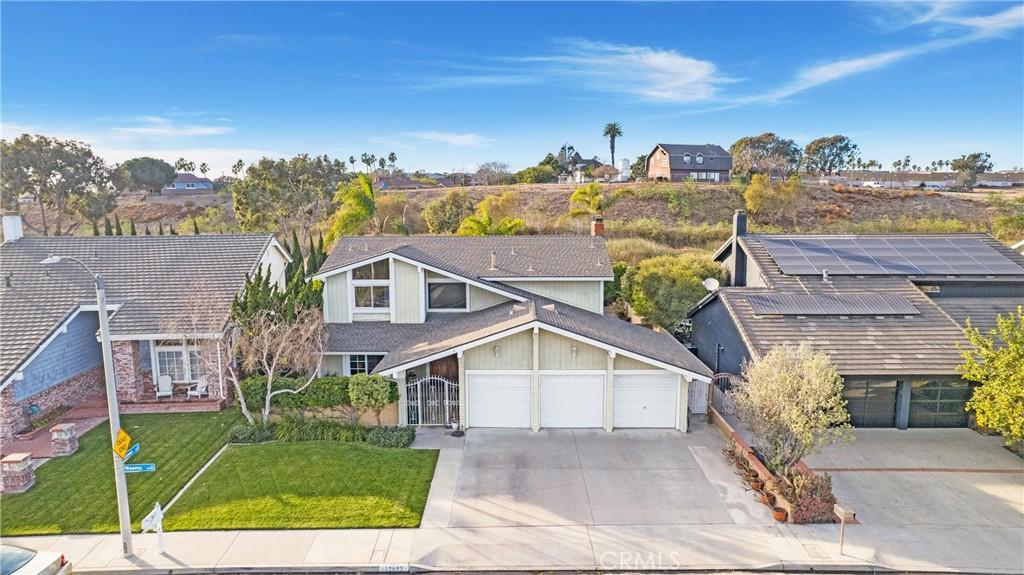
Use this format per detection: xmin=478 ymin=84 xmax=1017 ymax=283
xmin=387 ymin=152 xmax=398 ymax=172
xmin=199 ymin=162 xmax=210 ymax=177
xmin=568 ymin=182 xmax=631 ymax=218
xmin=327 ymin=174 xmax=385 ymax=239
xmin=360 ymin=153 xmax=376 ymax=174
xmin=349 ymin=156 xmax=357 ymax=170
xmin=457 ymin=207 xmax=524 ymax=236
xmin=602 ymin=122 xmax=623 ymax=166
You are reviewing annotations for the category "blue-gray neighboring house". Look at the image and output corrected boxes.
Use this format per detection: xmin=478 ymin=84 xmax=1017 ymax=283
xmin=689 ymin=210 xmax=1024 ymax=430
xmin=161 ymin=172 xmax=215 ymax=194
xmin=0 ymin=214 xmax=290 ymax=443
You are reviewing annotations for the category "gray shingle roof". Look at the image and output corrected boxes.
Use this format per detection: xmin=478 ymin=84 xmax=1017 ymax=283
xmin=930 ymin=297 xmax=1023 ymax=333
xmin=656 ymin=144 xmax=732 ymax=171
xmin=697 ymin=233 xmax=1024 ymax=376
xmin=319 ymin=236 xmax=612 ymax=279
xmin=1 ymin=235 xmax=277 ymax=382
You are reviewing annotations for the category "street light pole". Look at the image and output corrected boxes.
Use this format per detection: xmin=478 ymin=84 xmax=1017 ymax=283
xmin=41 ymin=255 xmax=133 ymax=557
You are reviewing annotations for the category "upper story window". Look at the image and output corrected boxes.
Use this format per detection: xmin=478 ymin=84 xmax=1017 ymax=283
xmin=696 ymin=154 xmax=704 ymax=165
xmin=428 ymin=280 xmax=468 ymax=311
xmin=352 ymin=260 xmax=390 ymax=311
xmin=683 ymin=154 xmax=692 ymax=164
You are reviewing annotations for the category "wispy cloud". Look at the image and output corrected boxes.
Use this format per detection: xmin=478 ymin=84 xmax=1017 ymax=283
xmin=747 ymin=3 xmax=1023 ymax=103
xmin=112 ymin=116 xmax=233 ymax=137
xmin=404 ymin=131 xmax=492 ymax=147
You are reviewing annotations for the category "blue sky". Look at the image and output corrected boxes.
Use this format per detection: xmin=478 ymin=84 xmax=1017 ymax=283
xmin=2 ymin=1 xmax=1022 ymax=175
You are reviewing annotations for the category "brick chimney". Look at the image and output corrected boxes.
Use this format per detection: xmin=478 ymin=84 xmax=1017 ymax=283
xmin=2 ymin=213 xmax=24 ymax=243
xmin=591 ymin=215 xmax=605 ymax=237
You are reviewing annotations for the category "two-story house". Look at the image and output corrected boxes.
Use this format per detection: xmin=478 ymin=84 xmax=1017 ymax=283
xmin=311 ymin=228 xmax=712 ymax=432
xmin=645 ymin=144 xmax=732 ymax=183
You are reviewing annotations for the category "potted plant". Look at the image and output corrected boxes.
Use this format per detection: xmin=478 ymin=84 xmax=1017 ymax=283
xmin=758 ymin=491 xmax=775 ymax=506
xmin=750 ymin=479 xmax=765 ymax=491
xmin=772 ymin=506 xmax=788 ymax=522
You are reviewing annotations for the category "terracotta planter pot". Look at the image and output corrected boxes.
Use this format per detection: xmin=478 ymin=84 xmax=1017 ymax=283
xmin=750 ymin=480 xmax=765 ymax=491
xmin=759 ymin=492 xmax=775 ymax=506
xmin=772 ymin=506 xmax=788 ymax=522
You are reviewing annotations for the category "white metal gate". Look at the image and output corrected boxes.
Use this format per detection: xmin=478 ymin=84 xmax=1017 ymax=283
xmin=406 ymin=376 xmax=459 ymax=426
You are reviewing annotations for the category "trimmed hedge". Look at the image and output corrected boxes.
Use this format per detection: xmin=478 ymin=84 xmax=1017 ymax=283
xmin=274 ymin=414 xmax=368 ymax=442
xmin=367 ymin=426 xmax=416 ymax=449
xmin=228 ymin=424 xmax=275 ymax=444
xmin=240 ymin=375 xmax=351 ymax=410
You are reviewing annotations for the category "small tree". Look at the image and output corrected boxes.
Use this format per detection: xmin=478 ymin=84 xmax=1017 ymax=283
xmin=568 ymin=182 xmax=630 ymax=218
xmin=959 ymin=306 xmax=1024 ymax=446
xmin=326 ymin=174 xmax=386 ymax=239
xmin=950 ymin=152 xmax=993 ymax=189
xmin=731 ymin=345 xmax=852 ymax=474
xmin=348 ymin=373 xmax=399 ymax=425
xmin=423 ymin=189 xmax=474 ymax=234
xmin=629 ymin=254 xmax=723 ymax=331
xmin=744 ymin=174 xmax=804 ymax=226
xmin=457 ymin=206 xmax=523 ymax=236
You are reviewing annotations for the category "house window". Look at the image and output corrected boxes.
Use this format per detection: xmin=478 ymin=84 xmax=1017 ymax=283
xmin=698 ymin=172 xmax=707 ymax=180
xmin=683 ymin=154 xmax=692 ymax=164
xmin=348 ymin=354 xmax=384 ymax=375
xmin=352 ymin=260 xmax=390 ymax=311
xmin=428 ymin=281 xmax=468 ymax=311
xmin=156 ymin=346 xmax=201 ymax=383
xmin=696 ymin=154 xmax=704 ymax=165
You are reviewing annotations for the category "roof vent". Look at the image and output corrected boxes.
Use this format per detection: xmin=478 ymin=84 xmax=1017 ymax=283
xmin=363 ymin=243 xmax=369 ymax=251
xmin=347 ymin=244 xmax=353 ymax=252
xmin=527 ymin=262 xmax=535 ymax=272
xmin=510 ymin=246 xmax=516 ymax=256
xmin=489 ymin=250 xmax=497 ymax=271
xmin=3 ymin=273 xmax=10 ymax=288
xmin=511 ymin=304 xmax=527 ymax=314
xmin=542 ymin=303 xmax=557 ymax=313
xmin=822 ymin=269 xmax=831 ymax=284
xmin=595 ymin=259 xmax=603 ymax=267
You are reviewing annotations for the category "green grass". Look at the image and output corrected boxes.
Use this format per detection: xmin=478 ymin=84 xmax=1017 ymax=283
xmin=1 ymin=411 xmax=240 ymax=536
xmin=163 ymin=441 xmax=438 ymax=530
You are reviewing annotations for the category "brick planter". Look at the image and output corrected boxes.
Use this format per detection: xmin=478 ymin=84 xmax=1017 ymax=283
xmin=50 ymin=423 xmax=79 ymax=456
xmin=1 ymin=453 xmax=35 ymax=493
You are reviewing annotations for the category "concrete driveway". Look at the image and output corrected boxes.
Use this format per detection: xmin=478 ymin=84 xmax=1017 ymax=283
xmin=805 ymin=429 xmax=1024 ymax=527
xmin=444 ymin=425 xmax=766 ymax=528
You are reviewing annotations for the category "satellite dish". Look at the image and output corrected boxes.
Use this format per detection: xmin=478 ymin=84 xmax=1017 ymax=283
xmin=702 ymin=277 xmax=720 ymax=292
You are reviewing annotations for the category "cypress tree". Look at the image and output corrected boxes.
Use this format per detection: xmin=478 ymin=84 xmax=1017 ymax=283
xmin=169 ymin=224 xmax=178 ymax=235
xmin=145 ymin=225 xmax=152 ymax=236
xmin=92 ymin=221 xmax=100 ymax=236
xmin=114 ymin=217 xmax=123 ymax=236
xmin=104 ymin=216 xmax=113 ymax=236
xmin=129 ymin=219 xmax=137 ymax=236
xmin=158 ymin=222 xmax=165 ymax=235
xmin=192 ymin=218 xmax=200 ymax=235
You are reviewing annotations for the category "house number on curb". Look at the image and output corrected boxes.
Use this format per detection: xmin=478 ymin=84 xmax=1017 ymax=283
xmin=379 ymin=564 xmax=410 ymax=572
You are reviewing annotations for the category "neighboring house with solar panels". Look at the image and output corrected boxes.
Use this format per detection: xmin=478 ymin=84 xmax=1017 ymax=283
xmin=689 ymin=210 xmax=1024 ymax=429
xmin=0 ymin=214 xmax=289 ymax=443
xmin=310 ymin=222 xmax=712 ymax=432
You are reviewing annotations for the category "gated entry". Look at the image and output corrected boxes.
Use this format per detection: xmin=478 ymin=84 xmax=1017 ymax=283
xmin=406 ymin=376 xmax=460 ymax=426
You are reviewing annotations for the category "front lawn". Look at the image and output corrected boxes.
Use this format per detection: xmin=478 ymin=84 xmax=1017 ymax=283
xmin=1 ymin=410 xmax=240 ymax=535
xmin=163 ymin=441 xmax=439 ymax=530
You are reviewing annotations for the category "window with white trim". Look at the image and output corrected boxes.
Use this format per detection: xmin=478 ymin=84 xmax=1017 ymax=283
xmin=156 ymin=345 xmax=201 ymax=383
xmin=696 ymin=154 xmax=704 ymax=165
xmin=351 ymin=261 xmax=390 ymax=311
xmin=427 ymin=280 xmax=468 ymax=311
xmin=683 ymin=154 xmax=692 ymax=164
xmin=347 ymin=354 xmax=384 ymax=375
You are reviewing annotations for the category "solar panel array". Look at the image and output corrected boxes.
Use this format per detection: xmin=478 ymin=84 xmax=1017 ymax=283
xmin=746 ymin=293 xmax=920 ymax=316
xmin=760 ymin=237 xmax=1024 ymax=276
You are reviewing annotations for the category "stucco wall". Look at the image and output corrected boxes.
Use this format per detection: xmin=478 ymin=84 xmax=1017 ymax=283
xmin=505 ymin=281 xmax=604 ymax=313
xmin=13 ymin=311 xmax=102 ymax=401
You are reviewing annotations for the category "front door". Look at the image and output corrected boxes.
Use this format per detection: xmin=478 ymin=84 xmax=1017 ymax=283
xmin=429 ymin=355 xmax=459 ymax=381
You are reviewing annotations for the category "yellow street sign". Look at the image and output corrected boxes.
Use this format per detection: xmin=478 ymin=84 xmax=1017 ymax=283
xmin=113 ymin=428 xmax=133 ymax=459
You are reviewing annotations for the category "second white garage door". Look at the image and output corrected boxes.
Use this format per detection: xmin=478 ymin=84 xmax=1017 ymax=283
xmin=613 ymin=372 xmax=678 ymax=428
xmin=467 ymin=373 xmax=531 ymax=428
xmin=540 ymin=373 xmax=604 ymax=428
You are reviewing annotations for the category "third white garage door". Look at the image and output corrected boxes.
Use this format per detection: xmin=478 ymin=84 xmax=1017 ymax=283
xmin=467 ymin=373 xmax=531 ymax=428
xmin=540 ymin=373 xmax=604 ymax=428
xmin=613 ymin=372 xmax=678 ymax=428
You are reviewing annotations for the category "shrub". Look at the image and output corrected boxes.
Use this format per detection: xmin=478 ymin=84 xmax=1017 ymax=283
xmin=605 ymin=238 xmax=676 ymax=266
xmin=273 ymin=414 xmax=368 ymax=442
xmin=367 ymin=426 xmax=416 ymax=448
xmin=229 ymin=424 xmax=275 ymax=444
xmin=240 ymin=375 xmax=351 ymax=410
xmin=629 ymin=254 xmax=724 ymax=331
xmin=514 ymin=165 xmax=557 ymax=183
xmin=422 ymin=190 xmax=474 ymax=234
xmin=348 ymin=373 xmax=400 ymax=425
xmin=774 ymin=471 xmax=837 ymax=524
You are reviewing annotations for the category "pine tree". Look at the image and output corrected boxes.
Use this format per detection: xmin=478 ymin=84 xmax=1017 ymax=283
xmin=306 ymin=235 xmax=317 ymax=275
xmin=158 ymin=222 xmax=165 ymax=235
xmin=92 ymin=221 xmax=100 ymax=236
xmin=129 ymin=219 xmax=137 ymax=236
xmin=104 ymin=216 xmax=113 ymax=236
xmin=192 ymin=218 xmax=200 ymax=235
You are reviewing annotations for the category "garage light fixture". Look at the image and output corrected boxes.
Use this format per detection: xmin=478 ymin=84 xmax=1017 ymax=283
xmin=493 ymin=345 xmax=501 ymax=358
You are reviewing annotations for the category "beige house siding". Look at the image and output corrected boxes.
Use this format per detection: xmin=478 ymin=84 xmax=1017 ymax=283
xmin=539 ymin=331 xmax=605 ymax=370
xmin=505 ymin=280 xmax=604 ymax=313
xmin=354 ymin=312 xmax=389 ymax=322
xmin=614 ymin=355 xmax=661 ymax=370
xmin=464 ymin=330 xmax=532 ymax=370
xmin=322 ymin=355 xmax=345 ymax=375
xmin=469 ymin=285 xmax=510 ymax=311
xmin=394 ymin=259 xmax=421 ymax=323
xmin=323 ymin=274 xmax=348 ymax=323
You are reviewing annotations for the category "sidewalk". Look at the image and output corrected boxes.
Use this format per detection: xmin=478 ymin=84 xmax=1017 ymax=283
xmin=9 ymin=522 xmax=1022 ymax=573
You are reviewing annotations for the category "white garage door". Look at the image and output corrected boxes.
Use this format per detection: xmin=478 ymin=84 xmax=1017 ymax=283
xmin=614 ymin=372 xmax=678 ymax=428
xmin=540 ymin=373 xmax=604 ymax=428
xmin=467 ymin=373 xmax=531 ymax=428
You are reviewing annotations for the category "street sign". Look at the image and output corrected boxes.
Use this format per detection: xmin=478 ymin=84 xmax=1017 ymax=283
xmin=124 ymin=463 xmax=156 ymax=473
xmin=124 ymin=443 xmax=140 ymax=462
xmin=113 ymin=428 xmax=133 ymax=459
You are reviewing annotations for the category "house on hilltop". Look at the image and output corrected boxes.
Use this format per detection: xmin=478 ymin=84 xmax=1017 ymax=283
xmin=645 ymin=143 xmax=732 ymax=183
xmin=161 ymin=173 xmax=215 ymax=195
